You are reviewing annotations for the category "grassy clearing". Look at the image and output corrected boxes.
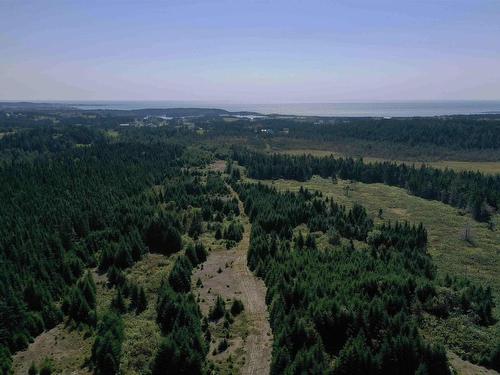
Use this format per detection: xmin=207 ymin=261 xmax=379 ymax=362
xmin=104 ymin=129 xmax=120 ymax=139
xmin=191 ymin=178 xmax=272 ymax=375
xmin=277 ymin=148 xmax=500 ymax=175
xmin=194 ymin=229 xmax=249 ymax=375
xmin=119 ymin=253 xmax=174 ymax=374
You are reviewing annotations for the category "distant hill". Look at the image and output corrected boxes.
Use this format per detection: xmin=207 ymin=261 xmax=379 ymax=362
xmin=0 ymin=102 xmax=263 ymax=118
xmin=110 ymin=107 xmax=231 ymax=117
xmin=99 ymin=107 xmax=264 ymax=118
xmin=0 ymin=101 xmax=72 ymax=111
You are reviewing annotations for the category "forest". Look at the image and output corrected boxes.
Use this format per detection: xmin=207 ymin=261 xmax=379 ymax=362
xmin=232 ymin=148 xmax=500 ymax=223
xmin=0 ymin=141 xmax=186 ymax=372
xmin=233 ymin=180 xmax=497 ymax=374
xmin=259 ymin=117 xmax=500 ymax=150
xmin=0 ymin=109 xmax=499 ymax=374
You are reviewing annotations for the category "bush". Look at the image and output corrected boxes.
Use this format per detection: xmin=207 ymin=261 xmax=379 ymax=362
xmin=327 ymin=228 xmax=341 ymax=246
xmin=168 ymin=256 xmax=193 ymax=293
xmin=223 ymin=221 xmax=244 ymax=242
xmin=209 ymin=296 xmax=226 ymax=321
xmin=230 ymin=299 xmax=244 ymax=316
xmin=92 ymin=312 xmax=124 ymax=375
xmin=218 ymin=339 xmax=229 ymax=353
xmin=28 ymin=362 xmax=37 ymax=375
xmin=483 ymin=343 xmax=500 ymax=371
xmin=39 ymin=357 xmax=54 ymax=375
xmin=152 ymin=327 xmax=205 ymax=375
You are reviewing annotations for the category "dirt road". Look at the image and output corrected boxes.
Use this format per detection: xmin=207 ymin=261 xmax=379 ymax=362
xmin=193 ymin=186 xmax=272 ymax=375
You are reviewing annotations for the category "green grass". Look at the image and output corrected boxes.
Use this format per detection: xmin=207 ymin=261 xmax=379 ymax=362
xmin=120 ymin=253 xmax=174 ymax=374
xmin=92 ymin=253 xmax=175 ymax=374
xmin=104 ymin=130 xmax=120 ymax=139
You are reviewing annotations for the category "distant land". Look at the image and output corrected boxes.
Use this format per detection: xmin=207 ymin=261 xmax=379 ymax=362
xmin=0 ymin=102 xmax=262 ymax=118
xmin=2 ymin=100 xmax=500 ymax=117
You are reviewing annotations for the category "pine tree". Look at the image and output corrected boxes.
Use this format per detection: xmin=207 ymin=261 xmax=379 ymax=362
xmin=209 ymin=296 xmax=226 ymax=321
xmin=189 ymin=210 xmax=204 ymax=239
xmin=230 ymin=299 xmax=244 ymax=316
xmin=136 ymin=287 xmax=147 ymax=314
xmin=215 ymin=226 xmax=222 ymax=240
xmin=111 ymin=289 xmax=126 ymax=313
xmin=28 ymin=361 xmax=38 ymax=375
xmin=92 ymin=311 xmax=124 ymax=375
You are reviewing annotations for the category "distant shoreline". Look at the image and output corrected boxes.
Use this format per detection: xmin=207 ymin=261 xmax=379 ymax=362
xmin=1 ymin=100 xmax=500 ymax=118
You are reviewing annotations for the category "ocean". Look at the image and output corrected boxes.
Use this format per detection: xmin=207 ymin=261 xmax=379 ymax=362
xmin=63 ymin=100 xmax=500 ymax=117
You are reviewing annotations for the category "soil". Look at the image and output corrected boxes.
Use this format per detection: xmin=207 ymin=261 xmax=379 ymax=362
xmin=448 ymin=352 xmax=499 ymax=375
xmin=193 ymin=186 xmax=272 ymax=375
xmin=11 ymin=324 xmax=92 ymax=375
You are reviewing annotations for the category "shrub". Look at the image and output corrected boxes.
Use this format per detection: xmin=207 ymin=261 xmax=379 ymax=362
xmin=209 ymin=296 xmax=226 ymax=321
xmin=230 ymin=299 xmax=244 ymax=316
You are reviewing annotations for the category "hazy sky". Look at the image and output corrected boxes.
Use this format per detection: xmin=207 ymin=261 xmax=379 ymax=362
xmin=1 ymin=0 xmax=499 ymax=102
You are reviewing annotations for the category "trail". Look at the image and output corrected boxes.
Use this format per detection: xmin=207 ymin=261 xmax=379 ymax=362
xmin=193 ymin=185 xmax=272 ymax=375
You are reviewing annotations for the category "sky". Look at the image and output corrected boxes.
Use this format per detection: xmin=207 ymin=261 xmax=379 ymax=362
xmin=1 ymin=0 xmax=500 ymax=102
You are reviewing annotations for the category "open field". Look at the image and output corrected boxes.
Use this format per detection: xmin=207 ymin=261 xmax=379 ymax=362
xmin=277 ymin=148 xmax=500 ymax=175
xmin=193 ymin=184 xmax=272 ymax=375
xmin=12 ymin=325 xmax=92 ymax=374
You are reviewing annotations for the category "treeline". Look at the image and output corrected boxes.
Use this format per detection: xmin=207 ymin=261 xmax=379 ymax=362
xmin=0 ymin=142 xmax=184 ymax=370
xmin=246 ymin=117 xmax=500 ymax=151
xmin=233 ymin=149 xmax=500 ymax=222
xmin=0 ymin=126 xmax=107 ymax=155
xmin=0 ymin=111 xmax=137 ymax=129
xmin=4 ymin=110 xmax=500 ymax=153
xmin=234 ymin=181 xmax=497 ymax=373
xmin=91 ymin=311 xmax=124 ymax=374
xmin=153 ymin=245 xmax=208 ymax=374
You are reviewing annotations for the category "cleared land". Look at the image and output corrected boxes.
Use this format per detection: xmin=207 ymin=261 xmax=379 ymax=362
xmin=193 ymin=187 xmax=272 ymax=375
xmin=447 ymin=351 xmax=499 ymax=375
xmin=12 ymin=325 xmax=92 ymax=374
xmin=118 ymin=253 xmax=174 ymax=374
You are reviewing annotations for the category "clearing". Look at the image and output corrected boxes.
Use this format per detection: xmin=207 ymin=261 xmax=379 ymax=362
xmin=193 ymin=186 xmax=272 ymax=375
xmin=12 ymin=325 xmax=92 ymax=374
